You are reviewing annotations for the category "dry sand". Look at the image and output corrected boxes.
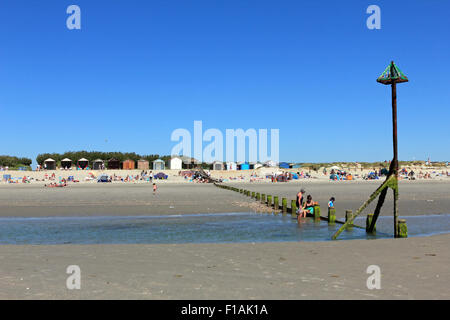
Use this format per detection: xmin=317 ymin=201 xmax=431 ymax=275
xmin=0 ymin=179 xmax=449 ymax=299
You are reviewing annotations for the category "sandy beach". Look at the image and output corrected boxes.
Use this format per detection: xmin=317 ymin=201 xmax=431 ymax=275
xmin=0 ymin=235 xmax=448 ymax=299
xmin=0 ymin=178 xmax=448 ymax=218
xmin=0 ymin=175 xmax=449 ymax=299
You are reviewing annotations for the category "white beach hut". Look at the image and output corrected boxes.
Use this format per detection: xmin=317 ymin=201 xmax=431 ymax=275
xmin=226 ymin=162 xmax=237 ymax=171
xmin=169 ymin=156 xmax=182 ymax=170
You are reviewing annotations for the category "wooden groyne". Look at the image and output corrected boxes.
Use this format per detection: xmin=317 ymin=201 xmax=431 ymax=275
xmin=214 ymin=183 xmax=366 ymax=230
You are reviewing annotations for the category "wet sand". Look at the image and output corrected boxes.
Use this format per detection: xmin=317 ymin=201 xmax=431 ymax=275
xmin=226 ymin=180 xmax=450 ymax=218
xmin=0 ymin=183 xmax=246 ymax=217
xmin=0 ymin=234 xmax=448 ymax=299
xmin=0 ymin=180 xmax=449 ymax=218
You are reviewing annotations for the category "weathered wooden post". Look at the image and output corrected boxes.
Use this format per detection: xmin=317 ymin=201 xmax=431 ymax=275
xmin=376 ymin=61 xmax=408 ymax=238
xmin=366 ymin=213 xmax=376 ymax=233
xmin=267 ymin=195 xmax=272 ymax=208
xmin=261 ymin=194 xmax=266 ymax=204
xmin=328 ymin=207 xmax=336 ymax=225
xmin=291 ymin=200 xmax=297 ymax=216
xmin=345 ymin=210 xmax=353 ymax=230
xmin=397 ymin=219 xmax=408 ymax=238
xmin=282 ymin=198 xmax=287 ymax=214
xmin=332 ymin=61 xmax=408 ymax=240
xmin=256 ymin=193 xmax=261 ymax=201
xmin=313 ymin=205 xmax=321 ymax=221
xmin=251 ymin=191 xmax=255 ymax=198
xmin=274 ymin=196 xmax=279 ymax=210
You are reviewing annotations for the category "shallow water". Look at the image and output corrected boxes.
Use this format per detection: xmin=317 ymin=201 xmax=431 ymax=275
xmin=0 ymin=213 xmax=448 ymax=245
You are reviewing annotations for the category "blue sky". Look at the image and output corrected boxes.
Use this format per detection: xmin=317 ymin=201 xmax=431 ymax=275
xmin=1 ymin=0 xmax=449 ymax=164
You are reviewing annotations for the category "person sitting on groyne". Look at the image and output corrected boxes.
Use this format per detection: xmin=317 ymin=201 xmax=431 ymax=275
xmin=303 ymin=195 xmax=318 ymax=216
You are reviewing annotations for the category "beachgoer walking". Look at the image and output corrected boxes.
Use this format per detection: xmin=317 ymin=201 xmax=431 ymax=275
xmin=153 ymin=183 xmax=157 ymax=194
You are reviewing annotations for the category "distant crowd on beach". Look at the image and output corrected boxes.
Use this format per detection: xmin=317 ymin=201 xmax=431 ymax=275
xmin=326 ymin=167 xmax=449 ymax=181
xmin=2 ymin=163 xmax=449 ymax=185
xmin=2 ymin=170 xmax=170 ymax=185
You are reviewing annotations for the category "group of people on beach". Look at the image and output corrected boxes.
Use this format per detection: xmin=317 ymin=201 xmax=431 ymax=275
xmin=295 ymin=189 xmax=335 ymax=222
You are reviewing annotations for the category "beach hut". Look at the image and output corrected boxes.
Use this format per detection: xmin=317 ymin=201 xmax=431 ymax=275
xmin=238 ymin=163 xmax=250 ymax=170
xmin=137 ymin=159 xmax=149 ymax=170
xmin=279 ymin=162 xmax=290 ymax=169
xmin=77 ymin=158 xmax=89 ymax=170
xmin=61 ymin=158 xmax=72 ymax=169
xmin=43 ymin=158 xmax=56 ymax=170
xmin=212 ymin=161 xmax=224 ymax=170
xmin=107 ymin=158 xmax=120 ymax=170
xmin=169 ymin=156 xmax=182 ymax=170
xmin=122 ymin=159 xmax=135 ymax=170
xmin=248 ymin=162 xmax=258 ymax=170
xmin=92 ymin=159 xmax=104 ymax=170
xmin=178 ymin=156 xmax=200 ymax=169
xmin=264 ymin=160 xmax=277 ymax=167
xmin=153 ymin=159 xmax=165 ymax=170
xmin=226 ymin=162 xmax=237 ymax=170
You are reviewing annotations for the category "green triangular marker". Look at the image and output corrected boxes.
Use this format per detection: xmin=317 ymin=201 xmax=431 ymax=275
xmin=377 ymin=61 xmax=409 ymax=85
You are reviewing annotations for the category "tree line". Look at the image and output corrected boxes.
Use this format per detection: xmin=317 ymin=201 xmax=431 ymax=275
xmin=0 ymin=155 xmax=33 ymax=168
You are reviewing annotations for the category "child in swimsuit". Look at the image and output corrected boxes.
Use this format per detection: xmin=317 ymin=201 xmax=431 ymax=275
xmin=328 ymin=197 xmax=335 ymax=208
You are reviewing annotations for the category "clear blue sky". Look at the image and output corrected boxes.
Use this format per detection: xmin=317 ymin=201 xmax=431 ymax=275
xmin=1 ymin=0 xmax=449 ymax=164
